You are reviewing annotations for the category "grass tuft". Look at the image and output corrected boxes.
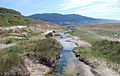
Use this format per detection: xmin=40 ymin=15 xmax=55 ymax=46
xmin=0 ymin=51 xmax=24 ymax=74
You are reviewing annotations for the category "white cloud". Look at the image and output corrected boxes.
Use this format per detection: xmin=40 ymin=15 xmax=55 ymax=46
xmin=60 ymin=0 xmax=96 ymax=10
xmin=60 ymin=0 xmax=120 ymax=19
xmin=60 ymin=0 xmax=119 ymax=10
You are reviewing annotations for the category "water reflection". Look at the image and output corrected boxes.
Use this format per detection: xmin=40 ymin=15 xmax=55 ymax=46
xmin=51 ymin=34 xmax=85 ymax=76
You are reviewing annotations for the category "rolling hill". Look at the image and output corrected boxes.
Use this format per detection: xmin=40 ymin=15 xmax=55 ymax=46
xmin=28 ymin=13 xmax=120 ymax=26
xmin=0 ymin=7 xmax=59 ymax=27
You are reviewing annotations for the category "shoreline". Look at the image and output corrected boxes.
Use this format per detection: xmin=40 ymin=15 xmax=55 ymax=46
xmin=42 ymin=35 xmax=63 ymax=76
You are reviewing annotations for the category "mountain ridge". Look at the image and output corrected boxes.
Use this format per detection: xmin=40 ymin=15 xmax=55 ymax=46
xmin=28 ymin=13 xmax=120 ymax=26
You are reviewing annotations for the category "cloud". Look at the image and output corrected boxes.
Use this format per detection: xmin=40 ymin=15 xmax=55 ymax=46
xmin=60 ymin=0 xmax=96 ymax=10
xmin=60 ymin=0 xmax=119 ymax=10
xmin=59 ymin=0 xmax=120 ymax=19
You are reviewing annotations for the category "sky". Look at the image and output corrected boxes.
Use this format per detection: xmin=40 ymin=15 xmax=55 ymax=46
xmin=0 ymin=0 xmax=120 ymax=20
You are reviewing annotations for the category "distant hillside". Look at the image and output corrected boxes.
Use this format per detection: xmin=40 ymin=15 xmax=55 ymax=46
xmin=28 ymin=13 xmax=120 ymax=26
xmin=0 ymin=7 xmax=59 ymax=27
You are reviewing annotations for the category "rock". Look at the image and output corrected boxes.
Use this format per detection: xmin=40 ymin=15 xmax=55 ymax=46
xmin=24 ymin=56 xmax=50 ymax=76
xmin=45 ymin=32 xmax=53 ymax=38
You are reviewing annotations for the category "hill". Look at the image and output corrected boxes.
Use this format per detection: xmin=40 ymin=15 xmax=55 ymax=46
xmin=28 ymin=13 xmax=120 ymax=26
xmin=0 ymin=7 xmax=59 ymax=27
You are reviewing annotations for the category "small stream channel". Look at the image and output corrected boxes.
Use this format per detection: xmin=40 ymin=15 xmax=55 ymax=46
xmin=50 ymin=33 xmax=90 ymax=76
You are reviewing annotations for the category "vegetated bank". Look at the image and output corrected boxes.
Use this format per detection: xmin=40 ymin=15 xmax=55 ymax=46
xmin=0 ymin=38 xmax=62 ymax=76
xmin=67 ymin=25 xmax=120 ymax=75
xmin=0 ymin=7 xmax=63 ymax=76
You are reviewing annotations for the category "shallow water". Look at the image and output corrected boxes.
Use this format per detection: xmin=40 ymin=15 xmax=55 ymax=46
xmin=50 ymin=34 xmax=88 ymax=76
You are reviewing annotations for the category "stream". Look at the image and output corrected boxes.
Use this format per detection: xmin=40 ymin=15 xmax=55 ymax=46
xmin=49 ymin=33 xmax=95 ymax=76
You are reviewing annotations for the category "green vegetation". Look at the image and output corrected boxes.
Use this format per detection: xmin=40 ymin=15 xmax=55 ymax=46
xmin=4 ymin=37 xmax=15 ymax=44
xmin=4 ymin=38 xmax=61 ymax=57
xmin=76 ymin=40 xmax=120 ymax=64
xmin=92 ymin=40 xmax=120 ymax=64
xmin=13 ymin=38 xmax=29 ymax=42
xmin=4 ymin=37 xmax=29 ymax=44
xmin=75 ymin=47 xmax=91 ymax=62
xmin=33 ymin=38 xmax=61 ymax=58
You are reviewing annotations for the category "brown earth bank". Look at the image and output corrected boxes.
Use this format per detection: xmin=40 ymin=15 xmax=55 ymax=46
xmin=0 ymin=47 xmax=62 ymax=76
xmin=24 ymin=54 xmax=62 ymax=76
xmin=73 ymin=50 xmax=96 ymax=69
xmin=73 ymin=49 xmax=120 ymax=76
xmin=23 ymin=38 xmax=63 ymax=76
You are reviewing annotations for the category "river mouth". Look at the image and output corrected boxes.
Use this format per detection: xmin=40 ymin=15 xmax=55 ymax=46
xmin=48 ymin=34 xmax=88 ymax=76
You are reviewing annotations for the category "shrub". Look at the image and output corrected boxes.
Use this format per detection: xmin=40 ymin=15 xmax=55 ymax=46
xmin=45 ymin=32 xmax=53 ymax=38
xmin=24 ymin=19 xmax=29 ymax=21
xmin=4 ymin=37 xmax=14 ymax=44
xmin=33 ymin=38 xmax=61 ymax=58
xmin=8 ymin=19 xmax=23 ymax=25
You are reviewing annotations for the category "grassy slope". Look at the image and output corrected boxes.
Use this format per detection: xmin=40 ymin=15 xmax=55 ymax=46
xmin=68 ymin=28 xmax=102 ymax=43
xmin=0 ymin=7 xmax=59 ymax=27
xmin=69 ymin=23 xmax=120 ymax=42
xmin=87 ymin=23 xmax=120 ymax=39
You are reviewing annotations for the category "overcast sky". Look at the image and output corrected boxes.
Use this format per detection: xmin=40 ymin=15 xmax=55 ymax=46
xmin=0 ymin=0 xmax=120 ymax=20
